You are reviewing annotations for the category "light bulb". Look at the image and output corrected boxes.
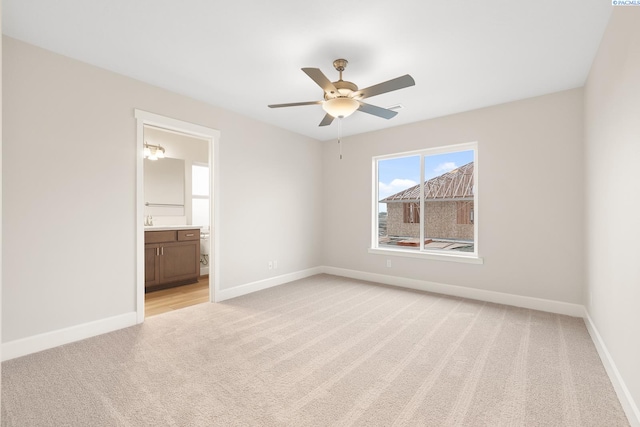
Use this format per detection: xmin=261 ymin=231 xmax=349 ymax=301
xmin=144 ymin=146 xmax=151 ymax=157
xmin=156 ymin=147 xmax=165 ymax=158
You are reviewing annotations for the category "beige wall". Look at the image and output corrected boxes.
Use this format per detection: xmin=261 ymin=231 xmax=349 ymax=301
xmin=2 ymin=37 xmax=323 ymax=342
xmin=323 ymin=88 xmax=584 ymax=303
xmin=584 ymin=8 xmax=640 ymax=422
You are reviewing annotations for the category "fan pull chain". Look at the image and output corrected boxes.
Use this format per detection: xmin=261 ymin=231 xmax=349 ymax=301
xmin=338 ymin=118 xmax=343 ymax=160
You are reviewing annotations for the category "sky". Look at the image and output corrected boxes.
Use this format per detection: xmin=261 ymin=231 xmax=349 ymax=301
xmin=378 ymin=150 xmax=474 ymax=212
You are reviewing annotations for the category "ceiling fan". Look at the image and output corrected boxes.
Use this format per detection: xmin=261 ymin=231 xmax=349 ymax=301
xmin=268 ymin=59 xmax=415 ymax=127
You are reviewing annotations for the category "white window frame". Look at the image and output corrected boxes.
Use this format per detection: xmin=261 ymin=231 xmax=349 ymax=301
xmin=369 ymin=141 xmax=483 ymax=264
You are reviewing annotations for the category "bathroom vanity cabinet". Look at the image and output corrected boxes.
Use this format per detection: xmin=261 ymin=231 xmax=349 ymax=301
xmin=144 ymin=228 xmax=200 ymax=292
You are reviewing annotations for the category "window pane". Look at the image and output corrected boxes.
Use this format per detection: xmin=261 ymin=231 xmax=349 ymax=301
xmin=422 ymin=150 xmax=474 ymax=253
xmin=192 ymin=165 xmax=209 ymax=196
xmin=192 ymin=198 xmax=209 ymax=228
xmin=377 ymin=155 xmax=420 ymax=250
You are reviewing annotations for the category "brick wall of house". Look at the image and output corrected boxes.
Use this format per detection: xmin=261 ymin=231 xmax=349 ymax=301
xmin=386 ymin=203 xmax=418 ymax=237
xmin=425 ymin=201 xmax=473 ymax=240
xmin=385 ymin=201 xmax=474 ymax=240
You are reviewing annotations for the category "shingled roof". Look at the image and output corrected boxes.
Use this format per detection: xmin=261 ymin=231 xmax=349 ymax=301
xmin=380 ymin=162 xmax=474 ymax=202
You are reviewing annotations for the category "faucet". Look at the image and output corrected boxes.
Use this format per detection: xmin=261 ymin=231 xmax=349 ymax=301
xmin=145 ymin=215 xmax=154 ymax=226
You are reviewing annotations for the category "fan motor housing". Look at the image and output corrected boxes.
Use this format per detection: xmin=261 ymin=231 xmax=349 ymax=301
xmin=326 ymin=80 xmax=358 ymax=99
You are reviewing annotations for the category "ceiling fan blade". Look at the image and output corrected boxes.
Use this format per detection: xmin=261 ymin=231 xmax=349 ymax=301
xmin=357 ymin=102 xmax=399 ymax=120
xmin=268 ymin=100 xmax=322 ymax=108
xmin=302 ymin=68 xmax=339 ymax=94
xmin=319 ymin=113 xmax=335 ymax=127
xmin=354 ymin=74 xmax=415 ymax=99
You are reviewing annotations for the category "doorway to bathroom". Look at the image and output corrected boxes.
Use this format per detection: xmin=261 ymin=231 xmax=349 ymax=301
xmin=135 ymin=110 xmax=220 ymax=323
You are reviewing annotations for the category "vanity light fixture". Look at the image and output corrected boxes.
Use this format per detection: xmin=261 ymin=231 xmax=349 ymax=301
xmin=144 ymin=142 xmax=166 ymax=161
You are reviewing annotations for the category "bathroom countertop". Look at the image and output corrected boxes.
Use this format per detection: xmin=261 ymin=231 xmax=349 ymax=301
xmin=144 ymin=225 xmax=203 ymax=231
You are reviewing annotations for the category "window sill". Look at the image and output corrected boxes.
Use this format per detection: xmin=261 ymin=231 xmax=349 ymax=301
xmin=368 ymin=247 xmax=484 ymax=264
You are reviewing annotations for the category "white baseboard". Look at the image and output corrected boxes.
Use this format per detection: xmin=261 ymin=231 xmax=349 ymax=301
xmin=215 ymin=267 xmax=324 ymax=302
xmin=584 ymin=310 xmax=640 ymax=427
xmin=2 ymin=312 xmax=137 ymax=362
xmin=320 ymin=266 xmax=585 ymax=317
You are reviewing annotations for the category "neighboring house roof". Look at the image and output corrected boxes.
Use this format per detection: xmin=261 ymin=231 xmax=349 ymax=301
xmin=380 ymin=162 xmax=474 ymax=202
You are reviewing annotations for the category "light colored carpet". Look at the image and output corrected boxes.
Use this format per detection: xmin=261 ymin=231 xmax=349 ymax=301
xmin=1 ymin=274 xmax=629 ymax=426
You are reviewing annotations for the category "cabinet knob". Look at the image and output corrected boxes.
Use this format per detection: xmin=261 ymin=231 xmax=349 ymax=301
xmin=185 ymin=233 xmax=194 ymax=237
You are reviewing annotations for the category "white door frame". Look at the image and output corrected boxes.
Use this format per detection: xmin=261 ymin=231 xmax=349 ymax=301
xmin=134 ymin=109 xmax=221 ymax=323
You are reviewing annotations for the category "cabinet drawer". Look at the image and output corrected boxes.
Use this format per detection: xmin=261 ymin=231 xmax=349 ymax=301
xmin=145 ymin=230 xmax=177 ymax=244
xmin=178 ymin=229 xmax=200 ymax=241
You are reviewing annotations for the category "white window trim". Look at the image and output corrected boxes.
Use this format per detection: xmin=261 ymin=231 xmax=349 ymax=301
xmin=371 ymin=141 xmax=483 ymax=264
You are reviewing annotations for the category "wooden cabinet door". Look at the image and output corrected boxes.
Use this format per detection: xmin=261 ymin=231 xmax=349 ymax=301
xmin=144 ymin=244 xmax=161 ymax=288
xmin=159 ymin=240 xmax=200 ymax=284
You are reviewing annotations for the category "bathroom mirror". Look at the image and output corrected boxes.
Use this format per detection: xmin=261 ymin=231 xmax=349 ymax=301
xmin=144 ymin=157 xmax=185 ymax=212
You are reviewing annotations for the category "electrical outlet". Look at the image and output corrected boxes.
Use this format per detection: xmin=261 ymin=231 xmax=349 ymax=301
xmin=274 ymin=260 xmax=278 ymax=269
xmin=268 ymin=261 xmax=273 ymax=270
xmin=386 ymin=259 xmax=392 ymax=268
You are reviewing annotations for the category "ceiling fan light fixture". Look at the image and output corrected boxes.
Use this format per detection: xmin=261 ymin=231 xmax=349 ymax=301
xmin=323 ymin=97 xmax=359 ymax=118
xmin=268 ymin=58 xmax=415 ymax=127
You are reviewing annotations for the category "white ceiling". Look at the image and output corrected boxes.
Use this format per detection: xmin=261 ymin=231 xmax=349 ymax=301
xmin=3 ymin=1 xmax=612 ymax=141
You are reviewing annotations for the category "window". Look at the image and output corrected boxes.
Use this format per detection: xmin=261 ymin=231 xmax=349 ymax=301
xmin=403 ymin=203 xmax=420 ymax=224
xmin=191 ymin=164 xmax=210 ymax=229
xmin=371 ymin=142 xmax=480 ymax=262
xmin=456 ymin=201 xmax=474 ymax=225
